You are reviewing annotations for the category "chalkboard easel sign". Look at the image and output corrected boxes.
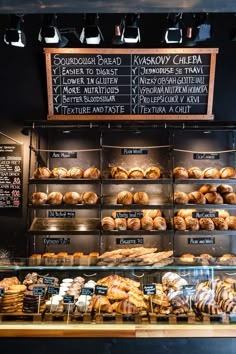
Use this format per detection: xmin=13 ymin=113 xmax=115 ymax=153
xmin=45 ymin=48 xmax=218 ymax=121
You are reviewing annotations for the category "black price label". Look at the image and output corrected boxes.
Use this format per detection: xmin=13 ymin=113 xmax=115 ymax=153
xmin=43 ymin=277 xmax=56 ymax=285
xmin=188 ymin=237 xmax=215 ymax=245
xmin=116 ymin=211 xmax=143 ymax=219
xmin=33 ymin=287 xmax=46 ymax=296
xmin=80 ymin=287 xmax=94 ymax=296
xmin=0 ymin=288 xmax=4 ymax=296
xmin=95 ymin=285 xmax=108 ymax=296
xmin=121 ymin=148 xmax=148 ymax=155
xmin=193 ymin=153 xmax=220 ymax=160
xmin=48 ymin=211 xmax=76 ymax=218
xmin=63 ymin=295 xmax=75 ymax=304
xmin=48 ymin=286 xmax=60 ymax=295
xmin=43 ymin=238 xmax=70 ymax=246
xmin=49 ymin=152 xmax=77 ymax=158
xmin=234 ymin=283 xmax=236 ymax=292
xmin=143 ymin=284 xmax=156 ymax=295
xmin=116 ymin=238 xmax=144 ymax=245
xmin=192 ymin=211 xmax=218 ymax=218
xmin=183 ymin=285 xmax=196 ymax=297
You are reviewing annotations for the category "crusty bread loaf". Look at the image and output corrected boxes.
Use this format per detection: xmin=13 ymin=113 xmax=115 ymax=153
xmin=174 ymin=216 xmax=186 ymax=230
xmin=141 ymin=216 xmax=153 ymax=230
xmin=212 ymin=217 xmax=228 ymax=230
xmin=153 ymin=216 xmax=167 ymax=230
xmin=187 ymin=167 xmax=204 ymax=179
xmin=179 ymin=254 xmax=195 ymax=263
xmin=203 ymin=167 xmax=220 ymax=179
xmin=31 ymin=192 xmax=48 ymax=205
xmin=188 ymin=191 xmax=206 ymax=204
xmin=117 ymin=191 xmax=133 ymax=205
xmin=173 ymin=167 xmax=188 ymax=179
xmin=220 ymin=167 xmax=236 ymax=179
xmin=177 ymin=209 xmax=196 ymax=219
xmin=144 ymin=166 xmax=161 ymax=179
xmin=185 ymin=216 xmax=199 ymax=231
xmin=66 ymin=167 xmax=84 ymax=179
xmin=226 ymin=216 xmax=236 ymax=230
xmin=51 ymin=167 xmax=68 ymax=178
xmin=174 ymin=191 xmax=188 ymax=205
xmin=33 ymin=167 xmax=51 ymax=179
xmin=111 ymin=166 xmax=128 ymax=179
xmin=133 ymin=191 xmax=149 ymax=205
xmin=199 ymin=184 xmax=217 ymax=194
xmin=63 ymin=192 xmax=81 ymax=205
xmin=81 ymin=191 xmax=98 ymax=204
xmin=215 ymin=209 xmax=230 ymax=219
xmin=128 ymin=167 xmax=145 ymax=179
xmin=199 ymin=218 xmax=215 ymax=230
xmin=217 ymin=184 xmax=233 ymax=194
xmin=114 ymin=218 xmax=127 ymax=230
xmin=142 ymin=209 xmax=162 ymax=218
xmin=47 ymin=192 xmax=63 ymax=205
xmin=127 ymin=218 xmax=141 ymax=230
xmin=222 ymin=192 xmax=236 ymax=204
xmin=205 ymin=191 xmax=223 ymax=204
xmin=84 ymin=167 xmax=101 ymax=179
xmin=101 ymin=216 xmax=116 ymax=231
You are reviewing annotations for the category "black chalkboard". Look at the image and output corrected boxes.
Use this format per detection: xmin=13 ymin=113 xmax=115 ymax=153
xmin=0 ymin=144 xmax=23 ymax=208
xmin=45 ymin=48 xmax=218 ymax=120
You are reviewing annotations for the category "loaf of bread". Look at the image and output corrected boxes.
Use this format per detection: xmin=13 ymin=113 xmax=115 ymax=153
xmin=212 ymin=217 xmax=228 ymax=230
xmin=101 ymin=217 xmax=116 ymax=231
xmin=173 ymin=167 xmax=188 ymax=179
xmin=114 ymin=218 xmax=127 ymax=230
xmin=128 ymin=167 xmax=145 ymax=179
xmin=226 ymin=216 xmax=236 ymax=230
xmin=117 ymin=191 xmax=133 ymax=205
xmin=222 ymin=192 xmax=236 ymax=204
xmin=51 ymin=167 xmax=68 ymax=178
xmin=199 ymin=218 xmax=215 ymax=230
xmin=177 ymin=209 xmax=196 ymax=219
xmin=84 ymin=167 xmax=101 ymax=179
xmin=81 ymin=191 xmax=98 ymax=204
xmin=174 ymin=191 xmax=188 ymax=204
xmin=127 ymin=218 xmax=141 ymax=230
xmin=185 ymin=216 xmax=199 ymax=231
xmin=33 ymin=167 xmax=51 ymax=179
xmin=203 ymin=167 xmax=220 ymax=179
xmin=188 ymin=191 xmax=206 ymax=204
xmin=220 ymin=167 xmax=236 ymax=179
xmin=63 ymin=192 xmax=81 ymax=205
xmin=174 ymin=216 xmax=186 ymax=230
xmin=133 ymin=191 xmax=149 ymax=205
xmin=110 ymin=166 xmax=128 ymax=179
xmin=217 ymin=184 xmax=233 ymax=194
xmin=31 ymin=192 xmax=48 ymax=205
xmin=179 ymin=254 xmax=195 ymax=263
xmin=47 ymin=192 xmax=63 ymax=205
xmin=141 ymin=216 xmax=153 ymax=230
xmin=187 ymin=167 xmax=204 ymax=179
xmin=142 ymin=209 xmax=162 ymax=218
xmin=66 ymin=167 xmax=84 ymax=179
xmin=205 ymin=191 xmax=223 ymax=204
xmin=144 ymin=166 xmax=161 ymax=179
xmin=215 ymin=209 xmax=230 ymax=219
xmin=199 ymin=184 xmax=217 ymax=194
xmin=153 ymin=216 xmax=167 ymax=230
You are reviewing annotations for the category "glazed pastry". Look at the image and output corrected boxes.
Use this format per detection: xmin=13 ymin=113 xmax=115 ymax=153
xmin=47 ymin=192 xmax=63 ymax=205
xmin=185 ymin=216 xmax=199 ymax=231
xmin=50 ymin=167 xmax=68 ymax=178
xmin=222 ymin=192 xmax=236 ymax=204
xmin=110 ymin=166 xmax=128 ymax=179
xmin=128 ymin=167 xmax=145 ymax=179
xmin=199 ymin=218 xmax=215 ymax=230
xmin=153 ymin=216 xmax=167 ymax=230
xmin=81 ymin=191 xmax=98 ymax=204
xmin=117 ymin=191 xmax=133 ymax=205
xmin=63 ymin=192 xmax=81 ymax=205
xmin=205 ymin=192 xmax=223 ymax=204
xmin=33 ymin=167 xmax=51 ymax=179
xmin=220 ymin=167 xmax=236 ymax=179
xmin=133 ymin=191 xmax=149 ymax=205
xmin=188 ymin=191 xmax=206 ymax=204
xmin=101 ymin=216 xmax=116 ymax=231
xmin=173 ymin=216 xmax=186 ymax=230
xmin=31 ymin=192 xmax=48 ymax=206
xmin=141 ymin=216 xmax=153 ymax=230
xmin=187 ymin=167 xmax=204 ymax=179
xmin=203 ymin=167 xmax=220 ymax=179
xmin=174 ymin=191 xmax=188 ymax=205
xmin=173 ymin=167 xmax=188 ymax=179
xmin=144 ymin=166 xmax=161 ymax=179
xmin=127 ymin=218 xmax=141 ymax=230
xmin=199 ymin=184 xmax=217 ymax=194
xmin=83 ymin=167 xmax=101 ymax=179
xmin=66 ymin=167 xmax=84 ymax=179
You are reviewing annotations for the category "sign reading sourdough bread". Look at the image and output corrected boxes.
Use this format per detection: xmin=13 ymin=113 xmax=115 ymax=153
xmin=45 ymin=48 xmax=218 ymax=121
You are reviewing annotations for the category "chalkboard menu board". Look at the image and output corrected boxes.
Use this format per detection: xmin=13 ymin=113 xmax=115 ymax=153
xmin=0 ymin=144 xmax=23 ymax=208
xmin=45 ymin=48 xmax=218 ymax=121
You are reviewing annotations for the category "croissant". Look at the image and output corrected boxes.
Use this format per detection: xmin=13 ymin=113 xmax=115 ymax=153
xmin=115 ymin=300 xmax=139 ymax=314
xmin=92 ymin=295 xmax=113 ymax=313
xmin=107 ymin=287 xmax=128 ymax=301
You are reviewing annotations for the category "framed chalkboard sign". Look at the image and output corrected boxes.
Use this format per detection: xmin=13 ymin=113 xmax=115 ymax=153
xmin=45 ymin=48 xmax=218 ymax=121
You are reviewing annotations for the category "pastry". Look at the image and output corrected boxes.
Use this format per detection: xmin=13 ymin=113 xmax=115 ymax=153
xmin=110 ymin=166 xmax=128 ymax=179
xmin=114 ymin=218 xmax=127 ymax=230
xmin=83 ymin=167 xmax=101 ymax=179
xmin=222 ymin=192 xmax=236 ymax=204
xmin=117 ymin=191 xmax=133 ymax=205
xmin=199 ymin=218 xmax=215 ymax=230
xmin=174 ymin=191 xmax=188 ymax=204
xmin=133 ymin=191 xmax=149 ymax=205
xmin=101 ymin=216 xmax=116 ymax=231
xmin=141 ymin=216 xmax=153 ymax=230
xmin=173 ymin=167 xmax=188 ymax=179
xmin=128 ymin=167 xmax=145 ymax=179
xmin=205 ymin=192 xmax=223 ymax=204
xmin=66 ymin=166 xmax=84 ymax=178
xmin=185 ymin=216 xmax=199 ymax=231
xmin=226 ymin=216 xmax=236 ymax=230
xmin=212 ymin=217 xmax=228 ymax=230
xmin=144 ymin=166 xmax=161 ymax=179
xmin=199 ymin=184 xmax=217 ymax=194
xmin=142 ymin=209 xmax=162 ymax=218
xmin=81 ymin=191 xmax=98 ymax=204
xmin=33 ymin=167 xmax=51 ymax=179
xmin=220 ymin=167 xmax=236 ymax=179
xmin=28 ymin=254 xmax=42 ymax=266
xmin=153 ymin=216 xmax=167 ymax=230
xmin=203 ymin=167 xmax=221 ymax=179
xmin=188 ymin=191 xmax=206 ymax=204
xmin=127 ymin=218 xmax=141 ymax=230
xmin=187 ymin=167 xmax=204 ymax=179
xmin=31 ymin=192 xmax=48 ymax=206
xmin=173 ymin=216 xmax=186 ymax=230
xmin=179 ymin=254 xmax=196 ymax=263
xmin=51 ymin=167 xmax=68 ymax=178
xmin=47 ymin=192 xmax=63 ymax=205
xmin=63 ymin=191 xmax=81 ymax=204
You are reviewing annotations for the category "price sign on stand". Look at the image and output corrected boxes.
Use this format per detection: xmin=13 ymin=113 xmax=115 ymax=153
xmin=143 ymin=284 xmax=156 ymax=314
xmin=80 ymin=287 xmax=94 ymax=296
xmin=95 ymin=285 xmax=108 ymax=296
xmin=43 ymin=277 xmax=56 ymax=285
xmin=183 ymin=285 xmax=196 ymax=310
xmin=33 ymin=287 xmax=46 ymax=313
xmin=48 ymin=286 xmax=60 ymax=295
xmin=63 ymin=295 xmax=75 ymax=324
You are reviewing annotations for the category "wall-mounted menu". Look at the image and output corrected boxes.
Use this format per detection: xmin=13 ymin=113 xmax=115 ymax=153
xmin=0 ymin=144 xmax=23 ymax=208
xmin=45 ymin=48 xmax=218 ymax=121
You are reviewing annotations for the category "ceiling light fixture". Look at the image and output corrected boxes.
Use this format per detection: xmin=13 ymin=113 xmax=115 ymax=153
xmin=164 ymin=13 xmax=183 ymax=44
xmin=38 ymin=14 xmax=68 ymax=47
xmin=80 ymin=13 xmax=104 ymax=45
xmin=4 ymin=14 xmax=26 ymax=48
xmin=122 ymin=13 xmax=140 ymax=44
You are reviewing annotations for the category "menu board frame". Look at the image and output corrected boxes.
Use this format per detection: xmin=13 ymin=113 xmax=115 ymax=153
xmin=45 ymin=48 xmax=218 ymax=121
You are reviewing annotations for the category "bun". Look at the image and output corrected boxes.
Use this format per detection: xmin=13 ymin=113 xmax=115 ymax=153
xmin=81 ymin=191 xmax=98 ymax=204
xmin=174 ymin=216 xmax=186 ymax=230
xmin=220 ymin=167 xmax=236 ymax=179
xmin=219 ymin=254 xmax=235 ymax=262
xmin=63 ymin=192 xmax=81 ymax=205
xmin=128 ymin=167 xmax=145 ymax=179
xmin=142 ymin=209 xmax=162 ymax=218
xmin=141 ymin=216 xmax=153 ymax=230
xmin=217 ymin=184 xmax=233 ymax=194
xmin=177 ymin=209 xmax=196 ymax=219
xmin=199 ymin=218 xmax=215 ymax=230
xmin=185 ymin=216 xmax=199 ymax=231
xmin=222 ymin=192 xmax=236 ymax=204
xmin=179 ymin=254 xmax=195 ymax=263
xmin=133 ymin=192 xmax=149 ymax=205
xmin=117 ymin=191 xmax=133 ymax=205
xmin=84 ymin=167 xmax=101 ymax=179
xmin=111 ymin=166 xmax=128 ymax=179
xmin=153 ymin=216 xmax=167 ymax=230
xmin=215 ymin=209 xmax=230 ymax=219
xmin=114 ymin=218 xmax=127 ymax=230
xmin=33 ymin=167 xmax=51 ymax=179
xmin=212 ymin=217 xmax=228 ymax=230
xmin=47 ymin=192 xmax=63 ymax=205
xmin=173 ymin=167 xmax=188 ymax=179
xmin=144 ymin=166 xmax=161 ymax=179
xmin=101 ymin=217 xmax=116 ymax=231
xmin=188 ymin=191 xmax=206 ymax=204
xmin=205 ymin=192 xmax=223 ymax=204
xmin=174 ymin=192 xmax=188 ymax=204
xmin=31 ymin=192 xmax=48 ymax=206
xmin=199 ymin=184 xmax=217 ymax=194
xmin=51 ymin=167 xmax=67 ymax=178
xmin=67 ymin=167 xmax=84 ymax=179
xmin=227 ymin=216 xmax=236 ymax=230
xmin=203 ymin=167 xmax=220 ymax=179
xmin=127 ymin=218 xmax=141 ymax=230
xmin=187 ymin=167 xmax=204 ymax=179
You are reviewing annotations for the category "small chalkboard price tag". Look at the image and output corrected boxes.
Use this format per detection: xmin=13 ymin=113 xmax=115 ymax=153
xmin=95 ymin=285 xmax=108 ymax=296
xmin=80 ymin=287 xmax=94 ymax=296
xmin=193 ymin=153 xmax=220 ymax=160
xmin=116 ymin=237 xmax=144 ymax=245
xmin=0 ymin=288 xmax=4 ymax=296
xmin=233 ymin=283 xmax=236 ymax=292
xmin=43 ymin=237 xmax=70 ymax=246
xmin=48 ymin=211 xmax=76 ymax=218
xmin=43 ymin=277 xmax=56 ymax=285
xmin=192 ymin=211 xmax=218 ymax=218
xmin=121 ymin=148 xmax=148 ymax=155
xmin=63 ymin=295 xmax=75 ymax=304
xmin=188 ymin=237 xmax=215 ymax=245
xmin=183 ymin=285 xmax=196 ymax=297
xmin=116 ymin=211 xmax=143 ymax=219
xmin=47 ymin=286 xmax=60 ymax=295
xmin=143 ymin=284 xmax=156 ymax=295
xmin=33 ymin=287 xmax=46 ymax=296
xmin=49 ymin=151 xmax=77 ymax=158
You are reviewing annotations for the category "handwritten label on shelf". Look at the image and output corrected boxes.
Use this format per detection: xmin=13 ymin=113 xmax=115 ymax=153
xmin=95 ymin=285 xmax=108 ymax=296
xmin=183 ymin=285 xmax=196 ymax=297
xmin=48 ymin=211 xmax=76 ymax=218
xmin=192 ymin=211 xmax=218 ymax=218
xmin=188 ymin=237 xmax=215 ymax=245
xmin=121 ymin=148 xmax=148 ymax=155
xmin=49 ymin=151 xmax=77 ymax=158
xmin=63 ymin=295 xmax=75 ymax=304
xmin=33 ymin=287 xmax=46 ymax=296
xmin=193 ymin=153 xmax=220 ymax=160
xmin=116 ymin=237 xmax=144 ymax=245
xmin=80 ymin=287 xmax=94 ymax=296
xmin=47 ymin=286 xmax=60 ymax=295
xmin=116 ymin=211 xmax=143 ymax=219
xmin=43 ymin=238 xmax=70 ymax=245
xmin=143 ymin=284 xmax=156 ymax=295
